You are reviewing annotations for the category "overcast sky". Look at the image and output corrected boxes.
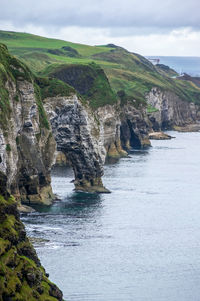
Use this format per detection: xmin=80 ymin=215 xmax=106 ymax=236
xmin=0 ymin=0 xmax=200 ymax=56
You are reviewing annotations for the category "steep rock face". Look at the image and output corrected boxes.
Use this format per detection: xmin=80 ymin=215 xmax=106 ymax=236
xmin=120 ymin=103 xmax=151 ymax=149
xmin=0 ymin=45 xmax=109 ymax=200
xmin=95 ymin=104 xmax=127 ymax=160
xmin=95 ymin=103 xmax=151 ymax=161
xmin=0 ymin=44 xmax=56 ymax=205
xmin=49 ymin=63 xmax=151 ymax=160
xmin=0 ymin=181 xmax=63 ymax=300
xmin=44 ymin=94 xmax=109 ymax=193
xmin=146 ymin=88 xmax=200 ymax=129
xmin=0 ymin=46 xmax=63 ymax=300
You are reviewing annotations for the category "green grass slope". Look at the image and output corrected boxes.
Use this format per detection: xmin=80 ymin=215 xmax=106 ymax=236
xmin=155 ymin=64 xmax=178 ymax=77
xmin=0 ymin=31 xmax=114 ymax=73
xmin=1 ymin=30 xmax=200 ymax=107
xmin=0 ymin=43 xmax=75 ymax=131
xmin=43 ymin=62 xmax=117 ymax=109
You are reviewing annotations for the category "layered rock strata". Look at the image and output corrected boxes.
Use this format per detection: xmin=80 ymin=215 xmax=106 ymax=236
xmin=147 ymin=87 xmax=200 ymax=130
xmin=0 ymin=45 xmax=56 ymax=205
xmin=0 ymin=44 xmax=109 ymax=200
xmin=95 ymin=103 xmax=151 ymax=162
xmin=44 ymin=95 xmax=109 ymax=193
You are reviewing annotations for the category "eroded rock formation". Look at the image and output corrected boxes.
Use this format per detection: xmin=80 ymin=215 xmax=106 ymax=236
xmin=48 ymin=64 xmax=152 ymax=162
xmin=44 ymin=94 xmax=109 ymax=193
xmin=95 ymin=102 xmax=151 ymax=162
xmin=0 ymin=44 xmax=109 ymax=201
xmin=147 ymin=87 xmax=200 ymax=130
xmin=0 ymin=44 xmax=56 ymax=205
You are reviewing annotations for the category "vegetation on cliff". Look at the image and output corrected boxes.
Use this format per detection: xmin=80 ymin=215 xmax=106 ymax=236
xmin=0 ymin=44 xmax=64 ymax=297
xmin=35 ymin=77 xmax=75 ymax=100
xmin=1 ymin=30 xmax=200 ymax=109
xmin=41 ymin=62 xmax=117 ymax=109
xmin=155 ymin=63 xmax=178 ymax=77
xmin=0 ymin=42 xmax=76 ymax=132
xmin=0 ymin=43 xmax=51 ymax=132
xmin=0 ymin=43 xmax=32 ymax=129
xmin=0 ymin=193 xmax=63 ymax=300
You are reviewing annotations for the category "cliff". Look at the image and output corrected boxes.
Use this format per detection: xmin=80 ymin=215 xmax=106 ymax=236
xmin=37 ymin=77 xmax=109 ymax=193
xmin=2 ymin=30 xmax=200 ymax=135
xmin=0 ymin=45 xmax=113 ymax=300
xmin=0 ymin=45 xmax=64 ymax=299
xmin=44 ymin=63 xmax=151 ymax=160
xmin=45 ymin=63 xmax=117 ymax=109
xmin=0 ymin=44 xmax=109 ymax=201
xmin=2 ymin=30 xmax=200 ymax=118
xmin=1 ymin=30 xmax=200 ymax=301
xmin=146 ymin=87 xmax=200 ymax=130
xmin=0 ymin=176 xmax=63 ymax=300
xmin=0 ymin=44 xmax=56 ymax=205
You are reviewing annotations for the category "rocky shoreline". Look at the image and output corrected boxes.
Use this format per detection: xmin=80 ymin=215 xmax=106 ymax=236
xmin=1 ymin=44 xmax=200 ymax=206
xmin=149 ymin=132 xmax=175 ymax=140
xmin=1 ymin=42 xmax=200 ymax=300
xmin=173 ymin=124 xmax=200 ymax=132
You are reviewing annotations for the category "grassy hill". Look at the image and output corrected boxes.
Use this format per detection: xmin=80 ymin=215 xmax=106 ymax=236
xmin=1 ymin=30 xmax=200 ymax=108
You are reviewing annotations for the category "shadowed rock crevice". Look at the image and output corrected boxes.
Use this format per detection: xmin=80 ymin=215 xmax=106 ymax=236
xmin=127 ymin=120 xmax=142 ymax=149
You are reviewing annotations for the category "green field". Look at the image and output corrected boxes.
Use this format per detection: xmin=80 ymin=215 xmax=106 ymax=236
xmin=1 ymin=30 xmax=200 ymax=107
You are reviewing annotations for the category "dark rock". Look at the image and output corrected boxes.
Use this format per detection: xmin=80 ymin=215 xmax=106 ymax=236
xmin=36 ymin=286 xmax=44 ymax=295
xmin=23 ymin=121 xmax=32 ymax=128
xmin=49 ymin=283 xmax=63 ymax=300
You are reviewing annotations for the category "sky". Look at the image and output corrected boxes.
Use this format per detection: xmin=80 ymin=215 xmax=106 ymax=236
xmin=0 ymin=0 xmax=200 ymax=56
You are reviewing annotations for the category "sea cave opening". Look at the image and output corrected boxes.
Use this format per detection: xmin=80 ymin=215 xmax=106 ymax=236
xmin=127 ymin=120 xmax=141 ymax=149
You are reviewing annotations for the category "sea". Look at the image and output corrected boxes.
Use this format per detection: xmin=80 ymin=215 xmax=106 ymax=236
xmin=147 ymin=56 xmax=200 ymax=76
xmin=22 ymin=131 xmax=200 ymax=301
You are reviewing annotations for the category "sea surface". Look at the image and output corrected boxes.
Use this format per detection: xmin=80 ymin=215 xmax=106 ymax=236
xmin=147 ymin=56 xmax=200 ymax=76
xmin=22 ymin=131 xmax=200 ymax=301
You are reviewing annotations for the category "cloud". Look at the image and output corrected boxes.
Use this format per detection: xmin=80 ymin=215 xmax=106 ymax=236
xmin=1 ymin=0 xmax=200 ymax=30
xmin=0 ymin=0 xmax=200 ymax=56
xmin=1 ymin=20 xmax=199 ymax=56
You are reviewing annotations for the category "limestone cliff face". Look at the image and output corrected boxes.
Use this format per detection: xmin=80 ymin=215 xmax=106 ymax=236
xmin=48 ymin=63 xmax=151 ymax=161
xmin=44 ymin=94 xmax=109 ymax=193
xmin=146 ymin=87 xmax=200 ymax=130
xmin=0 ymin=45 xmax=64 ymax=300
xmin=0 ymin=45 xmax=56 ymax=205
xmin=95 ymin=104 xmax=126 ymax=160
xmin=120 ymin=103 xmax=151 ymax=149
xmin=0 ymin=45 xmax=110 ymax=199
xmin=95 ymin=102 xmax=151 ymax=161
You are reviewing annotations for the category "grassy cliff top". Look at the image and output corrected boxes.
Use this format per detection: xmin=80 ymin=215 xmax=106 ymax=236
xmin=0 ymin=43 xmax=33 ymax=83
xmin=0 ymin=43 xmax=33 ymax=129
xmin=1 ymin=30 xmax=200 ymax=106
xmin=0 ymin=43 xmax=76 ymax=130
xmin=42 ymin=62 xmax=117 ymax=109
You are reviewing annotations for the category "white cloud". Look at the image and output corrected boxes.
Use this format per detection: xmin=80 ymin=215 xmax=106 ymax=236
xmin=1 ymin=0 xmax=200 ymax=29
xmin=0 ymin=0 xmax=200 ymax=56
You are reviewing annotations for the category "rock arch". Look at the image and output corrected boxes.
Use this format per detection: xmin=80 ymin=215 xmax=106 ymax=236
xmin=44 ymin=95 xmax=110 ymax=193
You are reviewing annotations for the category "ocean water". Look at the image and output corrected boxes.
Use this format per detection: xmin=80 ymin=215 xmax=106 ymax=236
xmin=147 ymin=56 xmax=200 ymax=76
xmin=22 ymin=132 xmax=200 ymax=301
